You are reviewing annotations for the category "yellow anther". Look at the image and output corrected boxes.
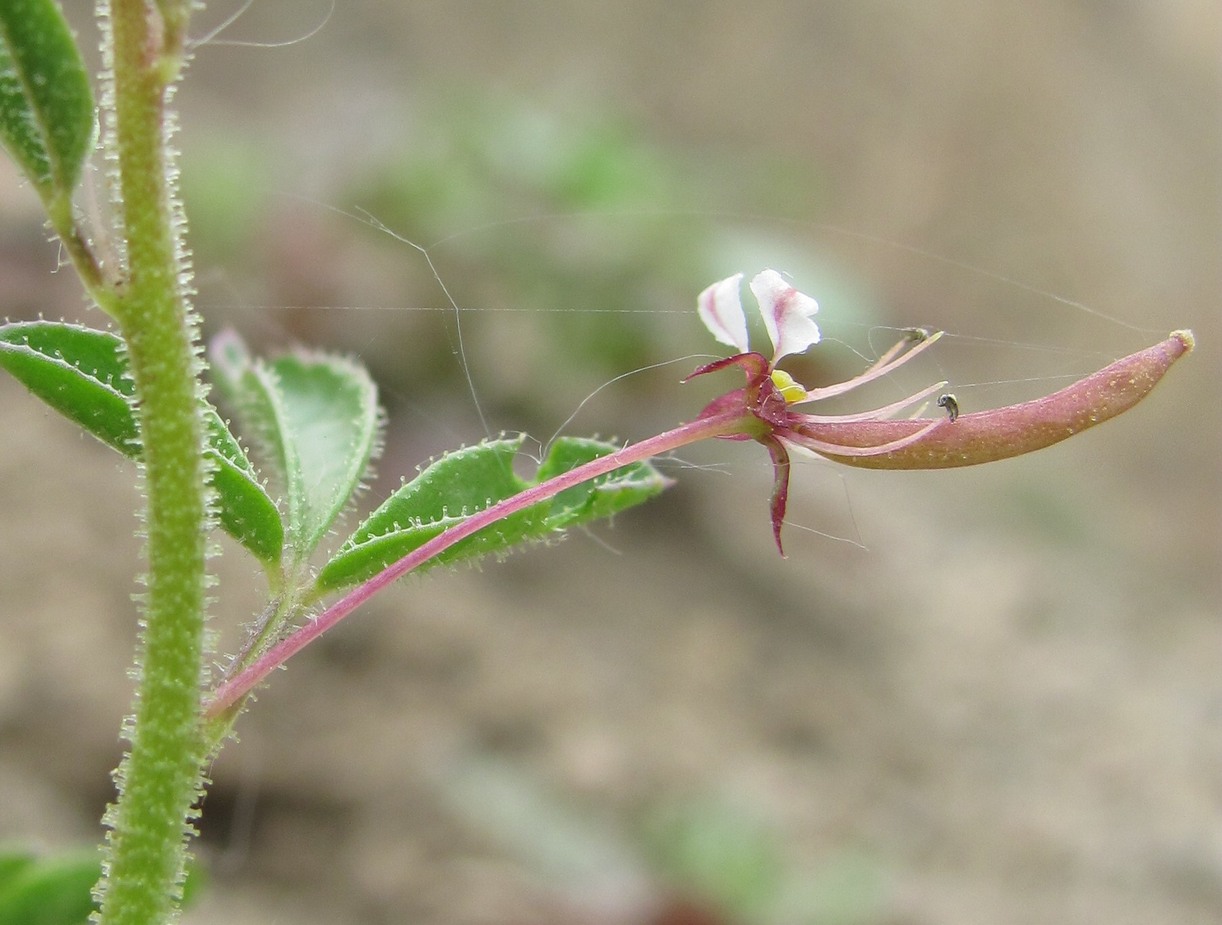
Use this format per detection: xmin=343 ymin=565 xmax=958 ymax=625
xmin=770 ymin=369 xmax=808 ymax=403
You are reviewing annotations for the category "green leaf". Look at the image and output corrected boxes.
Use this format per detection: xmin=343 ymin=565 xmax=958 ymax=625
xmin=204 ymin=406 xmax=285 ymax=565
xmin=535 ymin=436 xmax=672 ymax=530
xmin=0 ymin=320 xmax=137 ymax=452
xmin=0 ymin=0 xmax=95 ymax=204
xmin=209 ymin=329 xmax=380 ymax=565
xmin=0 ymin=848 xmax=98 ymax=925
xmin=314 ymin=437 xmax=533 ymax=591
xmin=315 ymin=435 xmax=668 ymax=593
xmin=0 ymin=320 xmax=284 ymax=565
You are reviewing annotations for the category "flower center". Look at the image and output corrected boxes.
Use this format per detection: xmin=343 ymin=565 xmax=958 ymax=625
xmin=770 ymin=369 xmax=808 ymax=404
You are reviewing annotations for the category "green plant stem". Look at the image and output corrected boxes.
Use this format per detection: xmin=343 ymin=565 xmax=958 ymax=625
xmin=95 ymin=2 xmax=208 ymax=924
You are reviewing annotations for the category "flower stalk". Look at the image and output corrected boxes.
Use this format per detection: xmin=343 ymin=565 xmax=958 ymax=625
xmin=203 ymin=412 xmax=744 ymax=725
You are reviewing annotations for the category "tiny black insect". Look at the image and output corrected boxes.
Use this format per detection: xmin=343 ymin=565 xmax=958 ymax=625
xmin=936 ymin=393 xmax=960 ymax=422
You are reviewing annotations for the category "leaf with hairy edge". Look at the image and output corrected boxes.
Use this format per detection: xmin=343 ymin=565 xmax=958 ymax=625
xmin=314 ymin=437 xmax=536 ymax=591
xmin=205 ymin=412 xmax=285 ymax=565
xmin=0 ymin=320 xmax=283 ymax=565
xmin=208 ymin=329 xmax=381 ymax=566
xmin=314 ymin=435 xmax=669 ymax=593
xmin=0 ymin=320 xmax=137 ymax=452
xmin=0 ymin=0 xmax=95 ymax=204
xmin=535 ymin=436 xmax=671 ymax=529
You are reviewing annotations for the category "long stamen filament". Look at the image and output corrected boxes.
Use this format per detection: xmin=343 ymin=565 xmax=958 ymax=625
xmin=790 ymin=417 xmax=945 ymax=457
xmin=858 ymin=327 xmax=933 ymax=376
xmin=801 ymin=330 xmax=944 ymax=401
xmin=797 ymin=380 xmax=949 ymax=423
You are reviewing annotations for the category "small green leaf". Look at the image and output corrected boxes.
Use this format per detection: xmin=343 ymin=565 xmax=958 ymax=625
xmin=0 ymin=319 xmax=137 ymax=452
xmin=204 ymin=407 xmax=285 ymax=565
xmin=209 ymin=329 xmax=380 ymax=565
xmin=0 ymin=0 xmax=95 ymax=204
xmin=0 ymin=320 xmax=284 ymax=565
xmin=0 ymin=848 xmax=98 ymax=925
xmin=315 ymin=437 xmax=533 ymax=591
xmin=536 ymin=436 xmax=671 ymax=530
xmin=315 ymin=435 xmax=668 ymax=593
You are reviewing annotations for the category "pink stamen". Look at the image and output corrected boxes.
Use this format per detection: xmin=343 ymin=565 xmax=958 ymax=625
xmin=788 ymin=417 xmax=945 ymax=458
xmin=796 ymin=380 xmax=949 ymax=424
xmin=800 ymin=330 xmax=944 ymax=402
xmin=858 ymin=328 xmax=932 ymax=375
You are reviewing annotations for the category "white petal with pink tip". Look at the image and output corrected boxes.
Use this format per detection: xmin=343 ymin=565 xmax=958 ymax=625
xmin=696 ymin=272 xmax=749 ymax=354
xmin=750 ymin=269 xmax=820 ymax=363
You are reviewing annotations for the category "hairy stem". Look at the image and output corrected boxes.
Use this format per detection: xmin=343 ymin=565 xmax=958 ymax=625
xmin=94 ymin=2 xmax=208 ymax=924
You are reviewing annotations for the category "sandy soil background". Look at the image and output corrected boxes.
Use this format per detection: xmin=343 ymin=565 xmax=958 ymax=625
xmin=1 ymin=3 xmax=1219 ymax=923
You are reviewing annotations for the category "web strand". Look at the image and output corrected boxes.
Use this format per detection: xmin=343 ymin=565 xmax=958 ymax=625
xmin=189 ymin=0 xmax=336 ymax=50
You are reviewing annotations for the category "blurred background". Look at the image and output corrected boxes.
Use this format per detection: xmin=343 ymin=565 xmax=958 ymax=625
xmin=1 ymin=2 xmax=1218 ymax=923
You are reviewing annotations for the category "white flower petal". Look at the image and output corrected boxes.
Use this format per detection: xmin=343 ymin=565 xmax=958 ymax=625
xmin=697 ymin=272 xmax=749 ymax=354
xmin=750 ymin=269 xmax=820 ymax=363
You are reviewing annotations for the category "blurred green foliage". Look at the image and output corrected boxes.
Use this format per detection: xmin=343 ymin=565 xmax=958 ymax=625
xmin=343 ymin=97 xmax=716 ymax=406
xmin=0 ymin=846 xmax=203 ymax=925
xmin=641 ymin=799 xmax=886 ymax=924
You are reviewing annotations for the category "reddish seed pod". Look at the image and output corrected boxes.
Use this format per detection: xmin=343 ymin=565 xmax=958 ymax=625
xmin=801 ymin=331 xmax=1195 ymax=470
